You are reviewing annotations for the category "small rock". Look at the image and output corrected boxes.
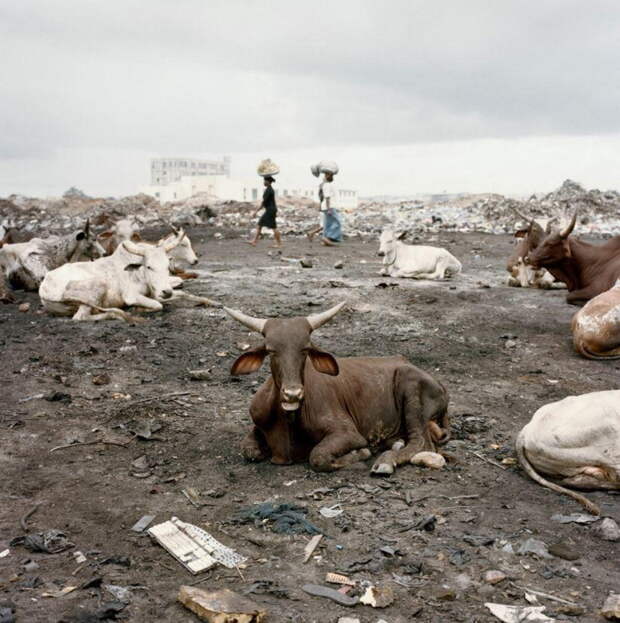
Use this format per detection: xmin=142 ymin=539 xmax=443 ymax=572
xmin=433 ymin=586 xmax=456 ymax=601
xmin=595 ymin=518 xmax=620 ymax=542
xmin=18 ymin=302 xmax=30 ymax=312
xmin=554 ymin=604 xmax=585 ymax=616
xmin=337 ymin=619 xmax=360 ymax=623
xmin=333 ymin=261 xmax=344 ymax=269
xmin=504 ymin=339 xmax=517 ymax=349
xmin=300 ymin=258 xmax=313 ymax=268
xmin=92 ymin=373 xmax=110 ymax=386
xmin=518 ymin=538 xmax=551 ymax=559
xmin=410 ymin=451 xmax=446 ymax=469
xmin=548 ymin=542 xmax=580 ymax=561
xmin=483 ymin=570 xmax=506 ymax=585
xmin=188 ymin=369 xmax=211 ymax=380
xmin=602 ymin=593 xmax=620 ymax=620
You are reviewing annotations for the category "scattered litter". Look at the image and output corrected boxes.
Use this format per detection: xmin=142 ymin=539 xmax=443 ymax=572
xmin=551 ymin=512 xmax=598 ymax=524
xmin=0 ymin=549 xmax=8 ymax=558
xmin=243 ymin=580 xmax=290 ymax=599
xmin=463 ymin=534 xmax=495 ymax=547
xmin=410 ymin=451 xmax=446 ymax=469
xmin=299 ymin=258 xmax=313 ymax=268
xmin=325 ymin=572 xmax=355 ymax=586
xmin=483 ymin=570 xmax=507 ymax=585
xmin=178 ymin=586 xmax=266 ymax=623
xmin=188 ymin=369 xmax=211 ymax=381
xmin=42 ymin=585 xmax=78 ymax=598
xmin=319 ymin=504 xmax=344 ymax=518
xmin=182 ymin=487 xmax=205 ymax=508
xmin=124 ymin=418 xmax=162 ymax=440
xmin=448 ymin=548 xmax=471 ymax=567
xmin=337 ymin=618 xmax=360 ymax=623
xmin=130 ymin=455 xmax=152 ymax=478
xmin=232 ymin=502 xmax=321 ymax=535
xmin=359 ymin=585 xmax=395 ymax=608
xmin=301 ymin=583 xmax=359 ymax=606
xmin=595 ymin=517 xmax=620 ymax=542
xmin=517 ymin=538 xmax=552 ymax=559
xmin=131 ymin=514 xmax=155 ymax=533
xmin=333 ymin=261 xmax=344 ymax=269
xmin=303 ymin=534 xmax=323 ymax=563
xmin=485 ymin=603 xmax=554 ymax=622
xmin=10 ymin=529 xmax=73 ymax=554
xmin=148 ymin=517 xmax=246 ymax=574
xmin=601 ymin=593 xmax=620 ymax=620
xmin=92 ymin=373 xmax=110 ymax=386
xmin=0 ymin=605 xmax=15 ymax=623
xmin=104 ymin=585 xmax=132 ymax=604
xmin=101 ymin=555 xmax=131 ymax=567
xmin=44 ymin=391 xmax=72 ymax=403
xmin=73 ymin=551 xmax=87 ymax=564
xmin=18 ymin=302 xmax=30 ymax=312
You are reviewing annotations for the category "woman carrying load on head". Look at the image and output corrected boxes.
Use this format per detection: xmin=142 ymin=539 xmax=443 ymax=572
xmin=248 ymin=175 xmax=282 ymax=248
xmin=307 ymin=161 xmax=342 ymax=246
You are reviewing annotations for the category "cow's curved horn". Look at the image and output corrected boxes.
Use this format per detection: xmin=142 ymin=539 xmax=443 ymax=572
xmin=306 ymin=301 xmax=346 ymax=331
xmin=163 ymin=231 xmax=183 ymax=252
xmin=84 ymin=219 xmax=91 ymax=236
xmin=560 ymin=210 xmax=578 ymax=238
xmin=224 ymin=307 xmax=267 ymax=333
xmin=122 ymin=240 xmax=146 ymax=257
xmin=510 ymin=205 xmax=529 ymax=223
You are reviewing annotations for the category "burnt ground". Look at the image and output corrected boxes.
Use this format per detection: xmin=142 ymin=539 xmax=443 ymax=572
xmin=0 ymin=228 xmax=618 ymax=623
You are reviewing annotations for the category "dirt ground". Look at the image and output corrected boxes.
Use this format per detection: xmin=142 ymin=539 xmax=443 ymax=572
xmin=1 ymin=228 xmax=618 ymax=623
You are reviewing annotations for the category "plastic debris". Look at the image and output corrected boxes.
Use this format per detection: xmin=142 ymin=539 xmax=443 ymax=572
xmin=517 ymin=538 xmax=552 ymax=559
xmin=319 ymin=504 xmax=344 ymax=518
xmin=104 ymin=585 xmax=132 ymax=604
xmin=10 ymin=529 xmax=73 ymax=554
xmin=325 ymin=572 xmax=355 ymax=586
xmin=232 ymin=502 xmax=321 ymax=535
xmin=178 ymin=586 xmax=266 ymax=623
xmin=595 ymin=518 xmax=620 ymax=542
xmin=551 ymin=512 xmax=599 ymax=524
xmin=131 ymin=514 xmax=156 ymax=533
xmin=73 ymin=551 xmax=87 ymax=564
xmin=148 ymin=517 xmax=246 ymax=574
xmin=301 ymin=584 xmax=359 ymax=606
xmin=483 ymin=570 xmax=507 ymax=585
xmin=303 ymin=534 xmax=323 ymax=563
xmin=601 ymin=593 xmax=620 ymax=620
xmin=42 ymin=585 xmax=78 ymax=598
xmin=485 ymin=603 xmax=554 ymax=622
xmin=0 ymin=549 xmax=8 ymax=558
xmin=359 ymin=585 xmax=395 ymax=608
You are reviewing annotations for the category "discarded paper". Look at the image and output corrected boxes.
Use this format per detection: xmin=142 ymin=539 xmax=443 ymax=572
xmin=178 ymin=585 xmax=266 ymax=623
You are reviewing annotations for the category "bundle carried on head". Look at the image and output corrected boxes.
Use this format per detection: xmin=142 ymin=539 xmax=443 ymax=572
xmin=311 ymin=160 xmax=339 ymax=177
xmin=257 ymin=158 xmax=280 ymax=178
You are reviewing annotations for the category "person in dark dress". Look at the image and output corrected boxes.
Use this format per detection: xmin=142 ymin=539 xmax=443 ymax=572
xmin=249 ymin=176 xmax=282 ymax=247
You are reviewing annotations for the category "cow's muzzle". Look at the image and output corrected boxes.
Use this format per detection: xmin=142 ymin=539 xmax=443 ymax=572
xmin=161 ymin=289 xmax=173 ymax=299
xmin=377 ymin=251 xmax=385 ymax=257
xmin=281 ymin=387 xmax=304 ymax=412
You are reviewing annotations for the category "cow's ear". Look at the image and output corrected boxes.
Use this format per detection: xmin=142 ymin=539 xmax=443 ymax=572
xmin=514 ymin=228 xmax=528 ymax=238
xmin=231 ymin=345 xmax=267 ymax=375
xmin=308 ymin=345 xmax=339 ymax=376
xmin=563 ymin=239 xmax=572 ymax=258
xmin=396 ymin=230 xmax=408 ymax=241
xmin=124 ymin=263 xmax=142 ymax=272
xmin=130 ymin=232 xmax=142 ymax=242
xmin=76 ymin=231 xmax=86 ymax=241
xmin=99 ymin=231 xmax=114 ymax=239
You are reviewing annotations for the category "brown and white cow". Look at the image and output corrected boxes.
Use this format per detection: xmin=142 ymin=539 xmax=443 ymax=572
xmin=526 ymin=212 xmax=620 ymax=305
xmin=571 ymin=279 xmax=620 ymax=359
xmin=224 ymin=302 xmax=450 ymax=474
xmin=506 ymin=219 xmax=555 ymax=289
xmin=516 ymin=390 xmax=620 ymax=515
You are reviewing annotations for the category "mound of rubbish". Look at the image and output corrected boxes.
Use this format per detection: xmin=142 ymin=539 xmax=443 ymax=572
xmin=1 ymin=179 xmax=618 ymax=238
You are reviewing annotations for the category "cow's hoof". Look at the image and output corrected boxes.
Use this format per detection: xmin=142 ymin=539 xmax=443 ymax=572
xmin=411 ymin=451 xmax=446 ymax=469
xmin=242 ymin=445 xmax=267 ymax=462
xmin=371 ymin=462 xmax=395 ymax=476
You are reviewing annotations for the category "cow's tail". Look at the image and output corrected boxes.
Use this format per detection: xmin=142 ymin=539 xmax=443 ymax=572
xmin=573 ymin=336 xmax=620 ymax=360
xmin=515 ymin=431 xmax=601 ymax=515
xmin=61 ymin=297 xmax=144 ymax=323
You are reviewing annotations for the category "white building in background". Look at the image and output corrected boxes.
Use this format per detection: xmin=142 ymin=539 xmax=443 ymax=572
xmin=150 ymin=156 xmax=231 ymax=185
xmin=140 ymin=158 xmax=359 ymax=209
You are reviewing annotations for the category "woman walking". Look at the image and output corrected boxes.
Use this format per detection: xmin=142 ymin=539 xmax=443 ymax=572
xmin=248 ymin=175 xmax=282 ymax=247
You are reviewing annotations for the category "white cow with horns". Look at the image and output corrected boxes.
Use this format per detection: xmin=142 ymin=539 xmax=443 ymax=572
xmin=516 ymin=390 xmax=620 ymax=515
xmin=377 ymin=230 xmax=462 ymax=279
xmin=39 ymin=233 xmax=217 ymax=321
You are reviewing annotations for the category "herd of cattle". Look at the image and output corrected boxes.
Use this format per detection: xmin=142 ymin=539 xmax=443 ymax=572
xmin=0 ymin=214 xmax=618 ymax=515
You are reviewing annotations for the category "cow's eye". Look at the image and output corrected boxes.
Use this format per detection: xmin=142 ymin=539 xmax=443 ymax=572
xmin=147 ymin=266 xmax=154 ymax=271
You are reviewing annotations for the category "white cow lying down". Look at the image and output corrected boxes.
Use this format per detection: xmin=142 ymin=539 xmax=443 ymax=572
xmin=516 ymin=390 xmax=620 ymax=515
xmin=378 ymin=230 xmax=462 ymax=279
xmin=39 ymin=234 xmax=218 ymax=322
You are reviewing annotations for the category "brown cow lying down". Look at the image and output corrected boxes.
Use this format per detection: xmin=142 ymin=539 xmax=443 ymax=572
xmin=526 ymin=211 xmax=620 ymax=305
xmin=224 ymin=302 xmax=450 ymax=474
xmin=572 ymin=279 xmax=620 ymax=359
xmin=516 ymin=390 xmax=620 ymax=515
xmin=507 ymin=219 xmax=555 ymax=289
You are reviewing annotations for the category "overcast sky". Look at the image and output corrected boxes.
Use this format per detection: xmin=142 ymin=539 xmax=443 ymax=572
xmin=1 ymin=0 xmax=619 ymax=197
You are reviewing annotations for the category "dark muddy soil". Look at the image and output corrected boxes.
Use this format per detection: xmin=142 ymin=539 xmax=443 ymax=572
xmin=1 ymin=229 xmax=618 ymax=623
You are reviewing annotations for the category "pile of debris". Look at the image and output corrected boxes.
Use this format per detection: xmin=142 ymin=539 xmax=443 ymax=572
xmin=1 ymin=179 xmax=618 ymax=238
